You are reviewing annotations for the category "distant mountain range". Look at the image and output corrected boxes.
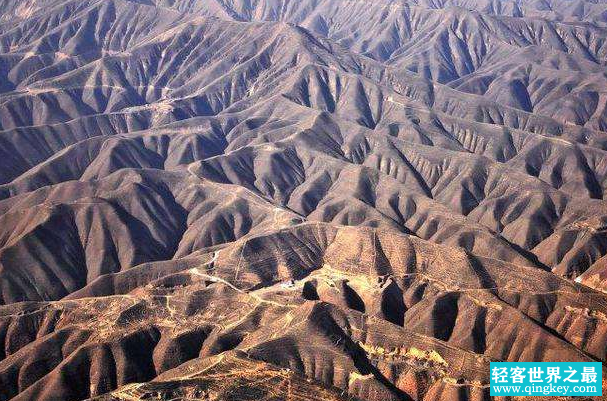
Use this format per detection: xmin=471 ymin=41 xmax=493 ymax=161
xmin=1 ymin=1 xmax=607 ymax=400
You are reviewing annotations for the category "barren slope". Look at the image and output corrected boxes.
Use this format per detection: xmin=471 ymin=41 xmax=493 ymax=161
xmin=1 ymin=0 xmax=607 ymax=400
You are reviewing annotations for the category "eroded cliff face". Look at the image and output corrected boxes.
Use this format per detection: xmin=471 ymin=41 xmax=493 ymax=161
xmin=1 ymin=0 xmax=607 ymax=400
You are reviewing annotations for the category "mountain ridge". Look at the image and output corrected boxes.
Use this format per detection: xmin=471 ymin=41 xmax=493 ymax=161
xmin=1 ymin=0 xmax=607 ymax=400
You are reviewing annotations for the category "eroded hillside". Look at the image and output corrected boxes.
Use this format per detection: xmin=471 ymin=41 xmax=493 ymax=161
xmin=1 ymin=0 xmax=607 ymax=400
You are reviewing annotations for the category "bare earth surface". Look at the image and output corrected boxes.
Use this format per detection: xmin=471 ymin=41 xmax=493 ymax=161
xmin=1 ymin=0 xmax=607 ymax=400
